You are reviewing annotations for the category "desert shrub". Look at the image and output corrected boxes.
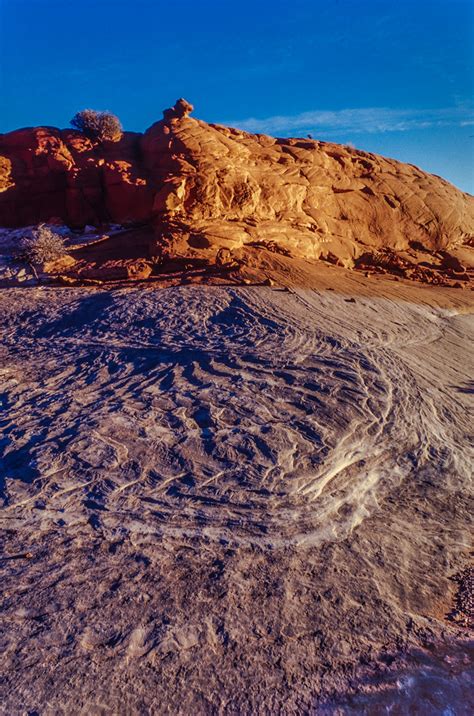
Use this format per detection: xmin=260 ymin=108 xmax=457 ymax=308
xmin=18 ymin=224 xmax=67 ymax=265
xmin=70 ymin=109 xmax=122 ymax=142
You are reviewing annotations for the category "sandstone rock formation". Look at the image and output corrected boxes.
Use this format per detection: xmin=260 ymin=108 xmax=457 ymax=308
xmin=0 ymin=127 xmax=153 ymax=227
xmin=1 ymin=99 xmax=473 ymax=276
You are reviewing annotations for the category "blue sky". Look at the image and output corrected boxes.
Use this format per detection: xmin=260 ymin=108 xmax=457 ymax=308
xmin=1 ymin=0 xmax=473 ymax=191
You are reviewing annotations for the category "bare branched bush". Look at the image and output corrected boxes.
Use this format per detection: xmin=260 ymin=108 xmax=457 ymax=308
xmin=71 ymin=109 xmax=122 ymax=142
xmin=17 ymin=224 xmax=67 ymax=266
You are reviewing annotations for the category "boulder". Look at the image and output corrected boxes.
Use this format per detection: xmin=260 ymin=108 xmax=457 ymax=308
xmin=439 ymin=251 xmax=466 ymax=273
xmin=163 ymin=98 xmax=194 ymax=121
xmin=79 ymin=259 xmax=152 ymax=281
xmin=41 ymin=255 xmax=77 ymax=274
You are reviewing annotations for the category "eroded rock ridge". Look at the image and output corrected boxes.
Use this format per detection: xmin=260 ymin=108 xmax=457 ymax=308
xmin=1 ymin=99 xmax=473 ymax=272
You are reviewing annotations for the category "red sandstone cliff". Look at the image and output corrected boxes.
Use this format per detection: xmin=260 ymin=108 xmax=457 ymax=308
xmin=1 ymin=99 xmax=473 ymax=269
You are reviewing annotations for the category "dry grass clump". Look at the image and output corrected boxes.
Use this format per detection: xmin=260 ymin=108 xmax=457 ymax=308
xmin=17 ymin=224 xmax=67 ymax=266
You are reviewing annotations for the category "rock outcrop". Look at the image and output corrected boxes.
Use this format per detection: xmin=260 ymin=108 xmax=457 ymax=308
xmin=1 ymin=99 xmax=473 ymax=272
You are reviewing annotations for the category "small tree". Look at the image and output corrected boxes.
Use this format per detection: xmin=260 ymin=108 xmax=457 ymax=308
xmin=17 ymin=224 xmax=67 ymax=275
xmin=70 ymin=109 xmax=122 ymax=142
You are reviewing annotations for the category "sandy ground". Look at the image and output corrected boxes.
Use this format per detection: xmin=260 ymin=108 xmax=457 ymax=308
xmin=0 ymin=268 xmax=473 ymax=714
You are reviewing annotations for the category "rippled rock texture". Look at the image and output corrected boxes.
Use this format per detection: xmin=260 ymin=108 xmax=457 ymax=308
xmin=1 ymin=282 xmax=473 ymax=712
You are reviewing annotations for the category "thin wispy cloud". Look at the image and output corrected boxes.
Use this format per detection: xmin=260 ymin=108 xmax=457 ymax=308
xmin=227 ymin=107 xmax=474 ymax=136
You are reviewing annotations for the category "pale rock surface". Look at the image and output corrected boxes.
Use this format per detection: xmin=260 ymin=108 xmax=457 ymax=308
xmin=1 ymin=276 xmax=473 ymax=712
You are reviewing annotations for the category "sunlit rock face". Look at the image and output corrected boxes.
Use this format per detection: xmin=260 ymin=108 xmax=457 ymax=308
xmin=1 ymin=99 xmax=473 ymax=266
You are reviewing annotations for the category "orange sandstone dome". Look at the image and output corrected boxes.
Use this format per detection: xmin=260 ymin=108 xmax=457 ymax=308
xmin=1 ymin=99 xmax=473 ymax=267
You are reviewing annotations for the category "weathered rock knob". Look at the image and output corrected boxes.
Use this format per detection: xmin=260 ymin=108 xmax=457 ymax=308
xmin=163 ymin=98 xmax=194 ymax=121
